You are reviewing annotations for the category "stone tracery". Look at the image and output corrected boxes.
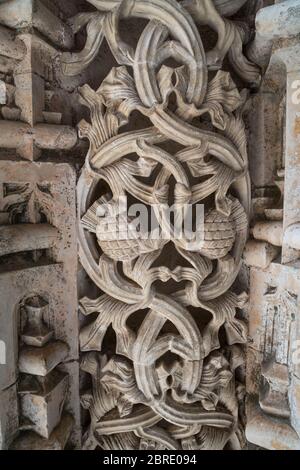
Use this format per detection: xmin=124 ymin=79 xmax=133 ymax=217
xmin=62 ymin=0 xmax=256 ymax=450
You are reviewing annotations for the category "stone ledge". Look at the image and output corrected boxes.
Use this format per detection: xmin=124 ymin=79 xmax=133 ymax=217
xmin=19 ymin=341 xmax=69 ymax=376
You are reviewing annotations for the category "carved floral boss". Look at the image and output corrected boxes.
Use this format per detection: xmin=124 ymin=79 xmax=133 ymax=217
xmin=62 ymin=0 xmax=257 ymax=450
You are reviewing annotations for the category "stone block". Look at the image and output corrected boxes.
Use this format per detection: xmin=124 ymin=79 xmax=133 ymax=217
xmin=0 ymin=0 xmax=74 ymax=50
xmin=247 ymin=92 xmax=281 ymax=187
xmin=0 ymin=224 xmax=59 ymax=256
xmin=252 ymin=220 xmax=283 ymax=247
xmin=256 ymin=0 xmax=300 ymax=40
xmin=284 ymin=223 xmax=300 ymax=251
xmin=259 ymin=359 xmax=290 ymax=418
xmin=282 ymin=70 xmax=300 ymax=263
xmin=0 ymin=162 xmax=78 ymax=363
xmin=1 ymin=106 xmax=21 ymax=120
xmin=290 ymin=374 xmax=300 ymax=439
xmin=249 ymin=263 xmax=300 ymax=361
xmin=0 ymin=283 xmax=17 ymax=390
xmin=246 ymin=399 xmax=300 ymax=450
xmin=14 ymin=72 xmax=45 ymax=126
xmin=11 ymin=413 xmax=74 ymax=450
xmin=0 ymin=262 xmax=78 ymax=391
xmin=0 ymin=120 xmax=77 ymax=161
xmin=42 ymin=111 xmax=62 ymax=125
xmin=247 ymin=262 xmax=300 ymax=449
xmin=58 ymin=361 xmax=81 ymax=449
xmin=0 ymin=24 xmax=25 ymax=61
xmin=246 ymin=347 xmax=263 ymax=397
xmin=19 ymin=370 xmax=68 ymax=439
xmin=19 ymin=341 xmax=69 ymax=376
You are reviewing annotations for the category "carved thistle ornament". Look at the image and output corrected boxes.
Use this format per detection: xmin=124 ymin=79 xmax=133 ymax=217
xmin=63 ymin=0 xmax=258 ymax=450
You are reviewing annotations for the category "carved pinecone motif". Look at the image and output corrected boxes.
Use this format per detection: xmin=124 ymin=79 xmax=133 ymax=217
xmin=82 ymin=198 xmax=162 ymax=261
xmin=199 ymin=209 xmax=235 ymax=259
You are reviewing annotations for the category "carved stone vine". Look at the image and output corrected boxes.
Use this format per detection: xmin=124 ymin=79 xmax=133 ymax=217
xmin=62 ymin=0 xmax=258 ymax=450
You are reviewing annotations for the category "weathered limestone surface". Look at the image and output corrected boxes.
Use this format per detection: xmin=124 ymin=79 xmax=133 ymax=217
xmin=0 ymin=385 xmax=19 ymax=450
xmin=1 ymin=0 xmax=300 ymax=452
xmin=0 ymin=0 xmax=84 ymax=450
xmin=244 ymin=0 xmax=300 ymax=450
xmin=243 ymin=240 xmax=280 ymax=269
xmin=63 ymin=0 xmax=259 ymax=452
xmin=10 ymin=413 xmax=75 ymax=451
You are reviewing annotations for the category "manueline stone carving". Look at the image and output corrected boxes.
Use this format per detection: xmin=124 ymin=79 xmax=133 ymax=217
xmin=0 ymin=182 xmax=53 ymax=224
xmin=62 ymin=0 xmax=257 ymax=450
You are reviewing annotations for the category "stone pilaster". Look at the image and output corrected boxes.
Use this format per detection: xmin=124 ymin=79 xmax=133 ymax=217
xmin=245 ymin=0 xmax=300 ymax=450
xmin=0 ymin=0 xmax=84 ymax=450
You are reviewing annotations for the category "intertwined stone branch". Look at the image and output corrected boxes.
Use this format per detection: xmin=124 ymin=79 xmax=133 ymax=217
xmin=63 ymin=0 xmax=256 ymax=450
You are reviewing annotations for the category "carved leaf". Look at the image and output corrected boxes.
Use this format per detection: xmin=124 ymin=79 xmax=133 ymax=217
xmin=80 ymin=295 xmax=137 ymax=356
xmin=78 ymin=84 xmax=120 ymax=151
xmin=101 ymin=356 xmax=148 ymax=405
xmin=97 ymin=66 xmax=143 ymax=126
xmin=187 ymin=352 xmax=233 ymax=410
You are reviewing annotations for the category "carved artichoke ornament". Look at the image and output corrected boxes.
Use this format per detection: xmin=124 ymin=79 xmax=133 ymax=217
xmin=62 ymin=0 xmax=258 ymax=450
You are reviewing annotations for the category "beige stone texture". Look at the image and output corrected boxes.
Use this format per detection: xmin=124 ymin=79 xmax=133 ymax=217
xmin=0 ymin=159 xmax=80 ymax=448
xmin=1 ymin=0 xmax=300 ymax=453
xmin=246 ymin=400 xmax=300 ymax=450
xmin=247 ymin=261 xmax=300 ymax=448
xmin=0 ymin=0 xmax=74 ymax=50
xmin=19 ymin=341 xmax=69 ymax=376
xmin=252 ymin=220 xmax=283 ymax=247
xmin=19 ymin=370 xmax=68 ymax=439
xmin=11 ymin=413 xmax=74 ymax=450
xmin=0 ymin=385 xmax=19 ymax=450
xmin=243 ymin=240 xmax=280 ymax=269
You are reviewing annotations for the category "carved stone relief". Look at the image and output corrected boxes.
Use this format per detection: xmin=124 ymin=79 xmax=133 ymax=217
xmin=1 ymin=0 xmax=299 ymax=452
xmin=60 ymin=0 xmax=261 ymax=451
xmin=0 ymin=162 xmax=80 ymax=449
xmin=0 ymin=0 xmax=97 ymax=449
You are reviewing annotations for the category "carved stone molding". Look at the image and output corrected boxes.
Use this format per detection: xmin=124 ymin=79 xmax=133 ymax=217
xmin=60 ymin=0 xmax=258 ymax=451
xmin=0 ymin=161 xmax=80 ymax=449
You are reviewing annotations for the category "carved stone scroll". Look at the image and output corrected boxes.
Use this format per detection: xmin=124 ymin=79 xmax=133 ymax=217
xmin=61 ymin=0 xmax=257 ymax=450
